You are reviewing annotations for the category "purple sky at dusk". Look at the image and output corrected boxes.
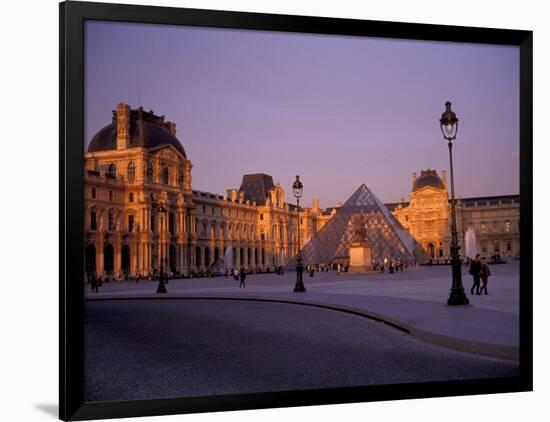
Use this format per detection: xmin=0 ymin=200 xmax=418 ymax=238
xmin=85 ymin=21 xmax=519 ymax=207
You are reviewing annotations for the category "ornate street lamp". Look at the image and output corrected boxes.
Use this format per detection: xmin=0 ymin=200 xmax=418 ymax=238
xmin=157 ymin=202 xmax=168 ymax=294
xmin=293 ymin=175 xmax=306 ymax=292
xmin=440 ymin=101 xmax=469 ymax=306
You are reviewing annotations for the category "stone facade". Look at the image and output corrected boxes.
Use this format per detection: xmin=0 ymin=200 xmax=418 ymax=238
xmin=387 ymin=169 xmax=520 ymax=262
xmin=84 ymin=103 xmax=325 ymax=278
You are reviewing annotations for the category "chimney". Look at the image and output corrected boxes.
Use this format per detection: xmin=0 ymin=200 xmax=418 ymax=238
xmin=227 ymin=189 xmax=238 ymax=202
xmin=441 ymin=170 xmax=447 ymax=189
xmin=412 ymin=172 xmax=417 ymax=187
xmin=116 ymin=103 xmax=131 ymax=150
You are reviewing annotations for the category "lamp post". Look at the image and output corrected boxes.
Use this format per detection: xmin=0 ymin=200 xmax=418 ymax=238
xmin=293 ymin=175 xmax=306 ymax=292
xmin=157 ymin=202 xmax=167 ymax=294
xmin=440 ymin=101 xmax=469 ymax=306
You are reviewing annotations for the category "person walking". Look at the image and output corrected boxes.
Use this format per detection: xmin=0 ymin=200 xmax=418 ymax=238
xmin=469 ymin=254 xmax=482 ymax=295
xmin=239 ymin=267 xmax=246 ymax=288
xmin=480 ymin=257 xmax=491 ymax=295
xmin=91 ymin=273 xmax=99 ymax=293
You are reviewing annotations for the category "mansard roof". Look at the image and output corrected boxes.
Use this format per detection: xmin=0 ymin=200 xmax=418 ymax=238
xmin=239 ymin=173 xmax=275 ymax=206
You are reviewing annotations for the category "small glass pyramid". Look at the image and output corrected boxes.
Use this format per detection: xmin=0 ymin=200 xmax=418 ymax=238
xmin=287 ymin=183 xmax=426 ymax=268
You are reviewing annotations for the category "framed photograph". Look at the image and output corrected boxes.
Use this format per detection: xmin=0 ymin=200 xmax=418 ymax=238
xmin=60 ymin=1 xmax=532 ymax=420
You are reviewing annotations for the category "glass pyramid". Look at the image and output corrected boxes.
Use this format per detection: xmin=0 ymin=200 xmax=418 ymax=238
xmin=287 ymin=183 xmax=426 ymax=268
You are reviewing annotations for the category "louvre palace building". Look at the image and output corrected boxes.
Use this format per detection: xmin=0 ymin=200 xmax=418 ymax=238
xmin=84 ymin=103 xmax=520 ymax=278
xmin=387 ymin=170 xmax=520 ymax=263
xmin=84 ymin=103 xmax=333 ymax=278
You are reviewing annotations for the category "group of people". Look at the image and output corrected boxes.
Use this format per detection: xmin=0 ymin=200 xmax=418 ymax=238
xmin=372 ymin=258 xmax=408 ymax=273
xmin=223 ymin=267 xmax=248 ymax=287
xmin=469 ymin=254 xmax=492 ymax=295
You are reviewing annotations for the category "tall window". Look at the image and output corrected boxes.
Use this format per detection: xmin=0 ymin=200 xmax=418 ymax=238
xmin=146 ymin=163 xmax=153 ymax=183
xmin=178 ymin=168 xmax=184 ymax=187
xmin=425 ymin=221 xmax=434 ymax=236
xmin=493 ymin=239 xmax=500 ymax=252
xmin=481 ymin=240 xmax=487 ymax=253
xmin=492 ymin=222 xmax=499 ymax=233
xmin=506 ymin=239 xmax=512 ymax=251
xmin=505 ymin=221 xmax=511 ymax=233
xmin=91 ymin=211 xmax=97 ymax=230
xmin=150 ymin=214 xmax=155 ymax=233
xmin=127 ymin=162 xmax=135 ymax=182
xmin=129 ymin=193 xmax=134 ymax=202
xmin=108 ymin=213 xmax=114 ymax=231
xmin=169 ymin=213 xmax=175 ymax=235
xmin=107 ymin=163 xmax=116 ymax=178
xmin=480 ymin=223 xmax=487 ymax=234
xmin=162 ymin=167 xmax=169 ymax=184
xmin=128 ymin=215 xmax=135 ymax=232
xmin=91 ymin=188 xmax=96 ymax=199
xmin=109 ymin=191 xmax=113 ymax=201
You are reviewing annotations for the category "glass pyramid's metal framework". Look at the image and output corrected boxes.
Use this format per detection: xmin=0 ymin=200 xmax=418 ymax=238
xmin=287 ymin=183 xmax=426 ymax=268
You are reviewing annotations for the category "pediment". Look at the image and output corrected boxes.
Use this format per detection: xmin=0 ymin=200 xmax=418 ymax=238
xmin=150 ymin=144 xmax=186 ymax=162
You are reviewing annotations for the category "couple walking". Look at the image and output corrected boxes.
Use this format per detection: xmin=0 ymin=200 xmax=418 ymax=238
xmin=469 ymin=254 xmax=491 ymax=295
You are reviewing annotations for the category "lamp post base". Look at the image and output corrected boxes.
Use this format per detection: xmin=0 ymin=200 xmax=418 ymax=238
xmin=294 ymin=265 xmax=306 ymax=292
xmin=294 ymin=283 xmax=306 ymax=292
xmin=157 ymin=272 xmax=167 ymax=294
xmin=447 ymin=287 xmax=469 ymax=306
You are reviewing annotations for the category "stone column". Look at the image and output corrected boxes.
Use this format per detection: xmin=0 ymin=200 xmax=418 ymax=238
xmin=96 ymin=236 xmax=104 ymax=278
xmin=114 ymin=235 xmax=122 ymax=278
xmin=235 ymin=244 xmax=241 ymax=267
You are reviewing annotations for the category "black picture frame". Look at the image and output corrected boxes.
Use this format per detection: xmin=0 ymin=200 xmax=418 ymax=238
xmin=60 ymin=1 xmax=533 ymax=420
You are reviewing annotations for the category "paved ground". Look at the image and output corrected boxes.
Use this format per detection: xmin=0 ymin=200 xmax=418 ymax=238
xmin=85 ymin=299 xmax=519 ymax=402
xmin=86 ymin=262 xmax=520 ymax=360
xmin=87 ymin=261 xmax=520 ymax=314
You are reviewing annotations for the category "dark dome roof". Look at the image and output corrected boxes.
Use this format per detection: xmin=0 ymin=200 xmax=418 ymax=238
xmin=88 ymin=107 xmax=186 ymax=157
xmin=413 ymin=170 xmax=444 ymax=191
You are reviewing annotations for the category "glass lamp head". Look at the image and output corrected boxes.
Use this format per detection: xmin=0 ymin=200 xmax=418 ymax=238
xmin=292 ymin=175 xmax=303 ymax=199
xmin=439 ymin=101 xmax=459 ymax=140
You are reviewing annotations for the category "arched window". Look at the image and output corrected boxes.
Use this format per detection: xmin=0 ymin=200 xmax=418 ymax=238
xmin=163 ymin=167 xmax=169 ymax=184
xmin=146 ymin=163 xmax=153 ymax=183
xmin=127 ymin=162 xmax=135 ymax=182
xmin=107 ymin=163 xmax=116 ymax=178
xmin=178 ymin=167 xmax=184 ymax=187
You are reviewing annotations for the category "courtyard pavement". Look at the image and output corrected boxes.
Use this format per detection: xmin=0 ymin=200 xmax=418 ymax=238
xmin=86 ymin=261 xmax=521 ymax=360
xmin=85 ymin=299 xmax=519 ymax=402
